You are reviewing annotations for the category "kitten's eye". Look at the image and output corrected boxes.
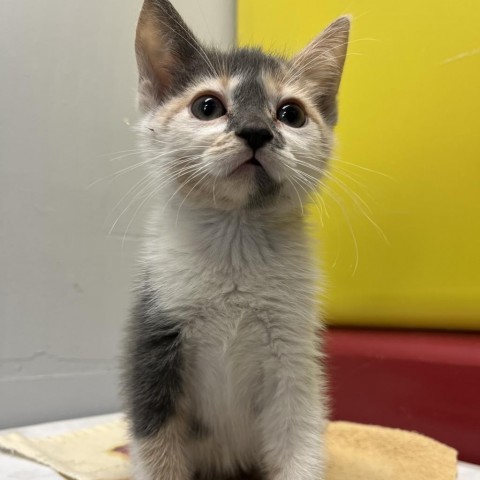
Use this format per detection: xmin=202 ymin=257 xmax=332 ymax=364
xmin=191 ymin=95 xmax=226 ymax=121
xmin=276 ymin=103 xmax=306 ymax=128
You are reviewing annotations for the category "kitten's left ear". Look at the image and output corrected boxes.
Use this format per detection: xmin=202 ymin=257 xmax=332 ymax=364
xmin=291 ymin=16 xmax=351 ymax=125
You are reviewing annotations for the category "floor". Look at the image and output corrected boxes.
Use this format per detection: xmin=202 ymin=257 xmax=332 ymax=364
xmin=0 ymin=414 xmax=479 ymax=479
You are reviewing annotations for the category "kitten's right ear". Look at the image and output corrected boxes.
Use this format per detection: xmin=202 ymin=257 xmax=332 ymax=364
xmin=135 ymin=0 xmax=201 ymax=112
xmin=291 ymin=16 xmax=350 ymax=126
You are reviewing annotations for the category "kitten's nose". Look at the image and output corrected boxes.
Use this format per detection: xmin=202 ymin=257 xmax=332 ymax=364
xmin=236 ymin=127 xmax=273 ymax=151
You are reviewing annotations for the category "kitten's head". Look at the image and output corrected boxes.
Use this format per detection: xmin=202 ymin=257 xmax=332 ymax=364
xmin=135 ymin=0 xmax=349 ymax=213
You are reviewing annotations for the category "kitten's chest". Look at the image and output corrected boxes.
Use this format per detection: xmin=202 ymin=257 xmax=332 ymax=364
xmin=146 ymin=210 xmax=316 ymax=314
xmin=155 ymin=246 xmax=312 ymax=316
xmin=183 ymin=276 xmax=273 ymax=381
xmin=184 ymin=302 xmax=266 ymax=424
xmin=146 ymin=221 xmax=319 ymax=436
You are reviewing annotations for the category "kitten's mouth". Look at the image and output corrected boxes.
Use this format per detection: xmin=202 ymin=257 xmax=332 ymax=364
xmin=231 ymin=156 xmax=264 ymax=175
xmin=246 ymin=157 xmax=262 ymax=167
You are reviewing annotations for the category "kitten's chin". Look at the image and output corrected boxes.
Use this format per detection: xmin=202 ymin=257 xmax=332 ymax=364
xmin=167 ymin=168 xmax=284 ymax=212
xmin=222 ymin=160 xmax=284 ymax=209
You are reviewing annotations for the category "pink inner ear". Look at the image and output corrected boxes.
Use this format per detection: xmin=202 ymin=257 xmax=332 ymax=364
xmin=136 ymin=17 xmax=176 ymax=94
xmin=135 ymin=0 xmax=203 ymax=110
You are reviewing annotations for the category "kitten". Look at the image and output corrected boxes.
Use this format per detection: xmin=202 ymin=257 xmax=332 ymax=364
xmin=122 ymin=1 xmax=350 ymax=479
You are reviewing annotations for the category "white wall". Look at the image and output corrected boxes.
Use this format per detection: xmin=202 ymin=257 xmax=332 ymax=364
xmin=0 ymin=0 xmax=235 ymax=429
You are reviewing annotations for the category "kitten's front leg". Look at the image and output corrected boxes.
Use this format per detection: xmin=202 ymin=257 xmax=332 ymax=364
xmin=131 ymin=418 xmax=190 ymax=480
xmin=260 ymin=342 xmax=326 ymax=480
xmin=124 ymin=303 xmax=191 ymax=480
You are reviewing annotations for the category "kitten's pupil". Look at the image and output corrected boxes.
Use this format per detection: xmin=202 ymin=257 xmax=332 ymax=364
xmin=192 ymin=95 xmax=226 ymax=121
xmin=277 ymin=104 xmax=306 ymax=128
xmin=202 ymin=98 xmax=216 ymax=116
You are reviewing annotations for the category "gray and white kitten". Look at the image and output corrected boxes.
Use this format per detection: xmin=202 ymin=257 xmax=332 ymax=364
xmin=123 ymin=1 xmax=350 ymax=479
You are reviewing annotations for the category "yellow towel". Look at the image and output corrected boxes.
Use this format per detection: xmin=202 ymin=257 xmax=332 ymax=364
xmin=326 ymin=422 xmax=457 ymax=480
xmin=0 ymin=419 xmax=457 ymax=480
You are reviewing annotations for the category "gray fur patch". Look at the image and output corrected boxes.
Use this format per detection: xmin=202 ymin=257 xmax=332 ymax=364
xmin=123 ymin=286 xmax=184 ymax=438
xmin=229 ymin=77 xmax=272 ymax=132
xmin=247 ymin=167 xmax=282 ymax=209
xmin=171 ymin=49 xmax=286 ymax=109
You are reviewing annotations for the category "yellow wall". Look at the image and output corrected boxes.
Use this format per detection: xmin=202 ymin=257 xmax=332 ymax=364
xmin=238 ymin=0 xmax=480 ymax=329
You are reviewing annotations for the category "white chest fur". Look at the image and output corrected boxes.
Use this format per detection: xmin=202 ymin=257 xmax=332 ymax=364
xmin=141 ymin=205 xmax=323 ymax=471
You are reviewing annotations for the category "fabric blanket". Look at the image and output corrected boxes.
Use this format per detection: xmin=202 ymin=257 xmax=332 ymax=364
xmin=0 ymin=418 xmax=457 ymax=480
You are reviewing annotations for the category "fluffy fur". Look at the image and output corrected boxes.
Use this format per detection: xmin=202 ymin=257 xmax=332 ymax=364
xmin=122 ymin=1 xmax=350 ymax=479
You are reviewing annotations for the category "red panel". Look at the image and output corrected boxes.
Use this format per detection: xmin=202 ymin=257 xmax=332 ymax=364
xmin=324 ymin=328 xmax=480 ymax=463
